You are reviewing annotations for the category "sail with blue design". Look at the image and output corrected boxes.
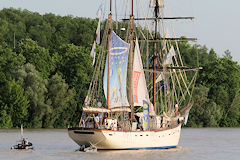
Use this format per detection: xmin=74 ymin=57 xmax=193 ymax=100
xmin=103 ymin=31 xmax=130 ymax=108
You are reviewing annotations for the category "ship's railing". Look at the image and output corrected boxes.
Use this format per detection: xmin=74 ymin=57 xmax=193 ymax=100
xmin=83 ymin=116 xmax=181 ymax=131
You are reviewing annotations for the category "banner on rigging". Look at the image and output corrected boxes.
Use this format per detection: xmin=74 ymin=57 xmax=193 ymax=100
xmin=142 ymin=100 xmax=150 ymax=130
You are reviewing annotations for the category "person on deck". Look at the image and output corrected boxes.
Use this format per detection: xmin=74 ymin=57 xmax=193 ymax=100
xmin=95 ymin=115 xmax=100 ymax=129
xmin=105 ymin=122 xmax=109 ymax=129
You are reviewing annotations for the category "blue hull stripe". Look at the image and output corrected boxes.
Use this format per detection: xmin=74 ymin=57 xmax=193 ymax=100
xmin=99 ymin=146 xmax=177 ymax=150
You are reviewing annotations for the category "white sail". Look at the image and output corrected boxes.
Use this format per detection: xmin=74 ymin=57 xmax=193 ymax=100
xmin=133 ymin=38 xmax=150 ymax=106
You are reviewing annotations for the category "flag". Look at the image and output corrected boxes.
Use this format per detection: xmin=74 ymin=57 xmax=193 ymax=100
xmin=156 ymin=46 xmax=175 ymax=84
xmin=96 ymin=0 xmax=104 ymax=44
xmin=156 ymin=73 xmax=165 ymax=83
xmin=96 ymin=1 xmax=103 ymax=19
xmin=158 ymin=0 xmax=164 ymax=7
xmin=150 ymin=0 xmax=164 ymax=8
xmin=90 ymin=41 xmax=96 ymax=65
xmin=149 ymin=0 xmax=155 ymax=7
xmin=96 ymin=19 xmax=101 ymax=44
xmin=160 ymin=83 xmax=167 ymax=91
xmin=163 ymin=46 xmax=176 ymax=65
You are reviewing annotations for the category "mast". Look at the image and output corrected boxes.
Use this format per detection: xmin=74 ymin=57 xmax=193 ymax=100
xmin=107 ymin=0 xmax=112 ymax=116
xmin=130 ymin=0 xmax=134 ymax=123
xmin=153 ymin=0 xmax=159 ymax=112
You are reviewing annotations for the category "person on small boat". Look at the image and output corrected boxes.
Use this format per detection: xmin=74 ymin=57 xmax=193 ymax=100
xmin=22 ymin=138 xmax=26 ymax=146
xmin=11 ymin=138 xmax=32 ymax=150
xmin=22 ymin=138 xmax=30 ymax=146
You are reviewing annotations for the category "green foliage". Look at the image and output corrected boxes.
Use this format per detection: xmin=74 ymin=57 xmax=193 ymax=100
xmin=17 ymin=38 xmax=55 ymax=79
xmin=199 ymin=58 xmax=240 ymax=114
xmin=187 ymin=86 xmax=223 ymax=127
xmin=203 ymin=101 xmax=222 ymax=127
xmin=187 ymin=87 xmax=208 ymax=127
xmin=223 ymin=49 xmax=232 ymax=60
xmin=0 ymin=8 xmax=97 ymax=128
xmin=223 ymin=89 xmax=240 ymax=127
xmin=180 ymin=41 xmax=240 ymax=127
xmin=15 ymin=63 xmax=49 ymax=128
xmin=56 ymin=44 xmax=93 ymax=124
xmin=0 ymin=104 xmax=13 ymax=128
xmin=0 ymin=80 xmax=29 ymax=127
xmin=0 ymin=8 xmax=240 ymax=128
xmin=43 ymin=73 xmax=76 ymax=128
xmin=0 ymin=44 xmax=25 ymax=83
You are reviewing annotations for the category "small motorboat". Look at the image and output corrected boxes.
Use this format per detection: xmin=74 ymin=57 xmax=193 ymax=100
xmin=11 ymin=138 xmax=33 ymax=150
xmin=11 ymin=125 xmax=34 ymax=150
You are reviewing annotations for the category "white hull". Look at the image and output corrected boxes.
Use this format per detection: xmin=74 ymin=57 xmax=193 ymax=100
xmin=68 ymin=124 xmax=181 ymax=150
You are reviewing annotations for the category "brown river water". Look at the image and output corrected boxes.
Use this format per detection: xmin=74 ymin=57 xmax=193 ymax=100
xmin=0 ymin=128 xmax=239 ymax=160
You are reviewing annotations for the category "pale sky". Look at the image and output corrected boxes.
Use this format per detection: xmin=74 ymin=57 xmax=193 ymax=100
xmin=1 ymin=0 xmax=240 ymax=62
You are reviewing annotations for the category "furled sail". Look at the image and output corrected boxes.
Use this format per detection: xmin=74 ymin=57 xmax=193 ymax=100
xmin=103 ymin=31 xmax=130 ymax=108
xmin=133 ymin=38 xmax=150 ymax=106
xmin=83 ymin=106 xmax=131 ymax=113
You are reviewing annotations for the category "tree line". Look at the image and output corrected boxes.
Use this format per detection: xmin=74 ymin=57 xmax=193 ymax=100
xmin=0 ymin=8 xmax=239 ymax=128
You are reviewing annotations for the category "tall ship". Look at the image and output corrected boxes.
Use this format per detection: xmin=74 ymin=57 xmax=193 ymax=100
xmin=68 ymin=0 xmax=200 ymax=150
